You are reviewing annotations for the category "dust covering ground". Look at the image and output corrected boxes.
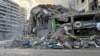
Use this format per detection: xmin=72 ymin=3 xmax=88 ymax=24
xmin=0 ymin=48 xmax=99 ymax=56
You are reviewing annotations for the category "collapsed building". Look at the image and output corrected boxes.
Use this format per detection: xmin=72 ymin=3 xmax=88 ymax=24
xmin=27 ymin=4 xmax=100 ymax=38
xmin=27 ymin=5 xmax=76 ymax=37
xmin=26 ymin=4 xmax=100 ymax=49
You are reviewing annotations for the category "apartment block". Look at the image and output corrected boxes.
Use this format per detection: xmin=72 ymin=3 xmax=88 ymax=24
xmin=0 ymin=0 xmax=26 ymax=40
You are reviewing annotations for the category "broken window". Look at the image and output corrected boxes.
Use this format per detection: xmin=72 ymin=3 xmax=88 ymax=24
xmin=81 ymin=9 xmax=85 ymax=12
xmin=90 ymin=0 xmax=98 ymax=10
xmin=81 ymin=0 xmax=85 ymax=3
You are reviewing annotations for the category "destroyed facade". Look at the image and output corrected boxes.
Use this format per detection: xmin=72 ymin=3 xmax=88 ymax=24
xmin=28 ymin=4 xmax=100 ymax=37
xmin=26 ymin=4 xmax=100 ymax=49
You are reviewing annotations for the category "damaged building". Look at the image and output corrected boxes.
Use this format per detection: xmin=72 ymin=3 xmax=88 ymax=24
xmin=74 ymin=0 xmax=100 ymax=12
xmin=27 ymin=5 xmax=76 ymax=37
xmin=26 ymin=4 xmax=100 ymax=49
xmin=27 ymin=4 xmax=100 ymax=38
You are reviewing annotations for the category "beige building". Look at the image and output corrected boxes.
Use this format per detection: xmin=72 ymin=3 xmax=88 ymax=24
xmin=52 ymin=0 xmax=69 ymax=8
xmin=74 ymin=0 xmax=100 ymax=12
xmin=35 ymin=0 xmax=69 ymax=8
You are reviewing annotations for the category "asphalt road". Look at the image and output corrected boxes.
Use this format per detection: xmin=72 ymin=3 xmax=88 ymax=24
xmin=0 ymin=48 xmax=100 ymax=56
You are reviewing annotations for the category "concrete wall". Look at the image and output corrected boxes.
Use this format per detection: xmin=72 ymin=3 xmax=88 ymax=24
xmin=74 ymin=0 xmax=100 ymax=11
xmin=52 ymin=0 xmax=69 ymax=8
xmin=36 ymin=0 xmax=69 ymax=8
xmin=98 ymin=0 xmax=100 ymax=5
xmin=74 ymin=0 xmax=89 ymax=11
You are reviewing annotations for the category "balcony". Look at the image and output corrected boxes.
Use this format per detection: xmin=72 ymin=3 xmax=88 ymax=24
xmin=0 ymin=26 xmax=10 ymax=29
xmin=0 ymin=22 xmax=10 ymax=26
xmin=7 ymin=1 xmax=19 ymax=7
xmin=0 ymin=29 xmax=11 ymax=32
xmin=6 ymin=13 xmax=18 ymax=18
xmin=8 ymin=3 xmax=19 ymax=10
xmin=0 ymin=1 xmax=7 ymax=6
xmin=0 ymin=3 xmax=19 ymax=13
xmin=0 ymin=16 xmax=11 ymax=22
xmin=0 ymin=8 xmax=7 ymax=12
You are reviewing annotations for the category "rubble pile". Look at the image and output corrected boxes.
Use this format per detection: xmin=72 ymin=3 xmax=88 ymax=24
xmin=4 ymin=36 xmax=100 ymax=49
xmin=31 ymin=35 xmax=74 ymax=49
xmin=32 ymin=36 xmax=100 ymax=49
xmin=34 ymin=35 xmax=100 ymax=49
xmin=74 ymin=38 xmax=100 ymax=49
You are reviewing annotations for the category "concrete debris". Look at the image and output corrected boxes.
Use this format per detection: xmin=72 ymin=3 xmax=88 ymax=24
xmin=74 ymin=37 xmax=100 ymax=49
xmin=63 ymin=41 xmax=73 ymax=49
xmin=9 ymin=39 xmax=22 ymax=48
xmin=31 ymin=36 xmax=73 ymax=49
xmin=31 ymin=35 xmax=100 ymax=49
xmin=2 ymin=36 xmax=100 ymax=49
xmin=4 ymin=38 xmax=31 ymax=48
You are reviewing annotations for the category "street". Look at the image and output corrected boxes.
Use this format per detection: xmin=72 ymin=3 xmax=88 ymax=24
xmin=0 ymin=49 xmax=100 ymax=56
